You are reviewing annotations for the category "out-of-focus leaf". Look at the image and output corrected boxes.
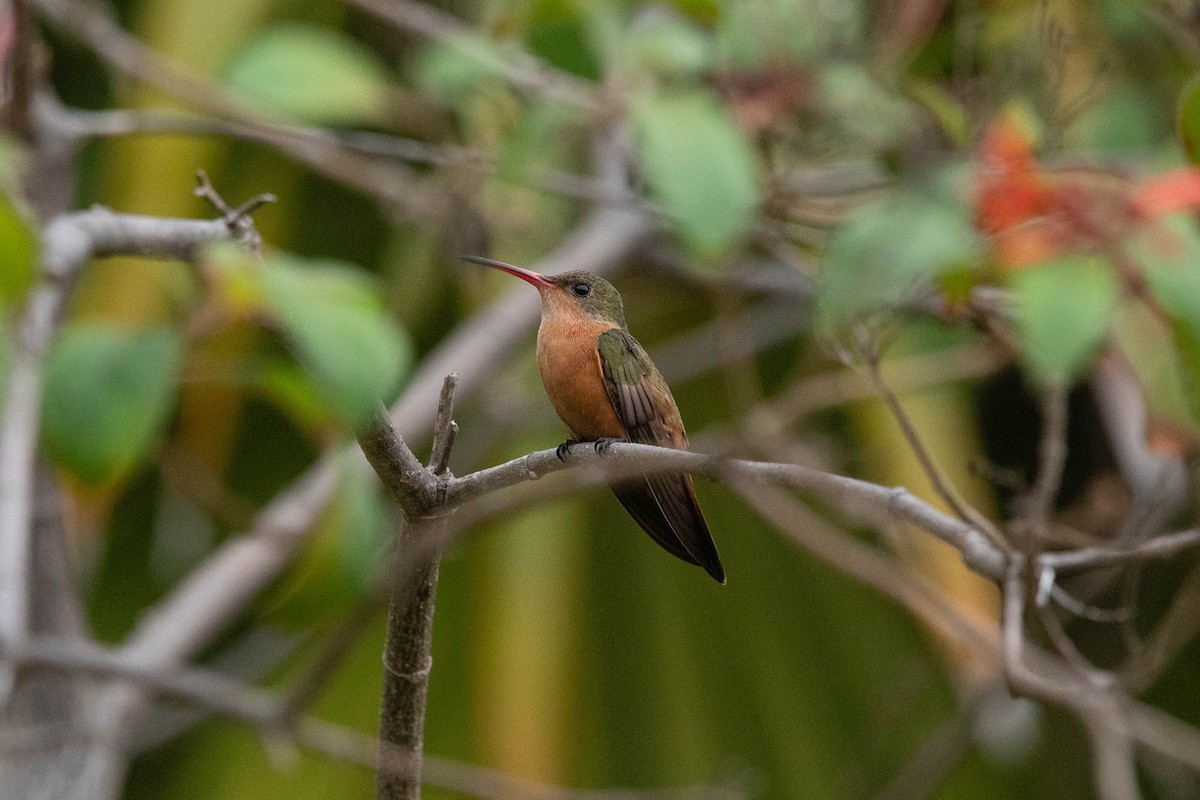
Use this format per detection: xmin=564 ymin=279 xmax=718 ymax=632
xmin=1131 ymin=213 xmax=1200 ymax=331
xmin=622 ymin=12 xmax=713 ymax=79
xmin=908 ymin=79 xmax=969 ymax=146
xmin=1078 ymin=80 xmax=1169 ymax=155
xmin=41 ymin=326 xmax=182 ymax=484
xmin=267 ymin=457 xmax=389 ymax=625
xmin=819 ymin=60 xmax=915 ymax=149
xmin=1010 ymin=255 xmax=1118 ymax=385
xmin=716 ymin=0 xmax=843 ymax=66
xmin=1113 ymin=304 xmax=1200 ymax=440
xmin=416 ymin=40 xmax=499 ymax=105
xmin=817 ymin=189 xmax=980 ymax=329
xmin=1130 ymin=212 xmax=1200 ymax=419
xmin=495 ymin=101 xmax=576 ymax=181
xmin=526 ymin=0 xmax=602 ymax=80
xmin=261 ymin=256 xmax=412 ymax=428
xmin=225 ymin=23 xmax=391 ymax=124
xmin=668 ymin=0 xmax=722 ymax=25
xmin=0 ymin=191 xmax=34 ymax=304
xmin=1178 ymin=74 xmax=1200 ymax=164
xmin=633 ymin=91 xmax=759 ymax=260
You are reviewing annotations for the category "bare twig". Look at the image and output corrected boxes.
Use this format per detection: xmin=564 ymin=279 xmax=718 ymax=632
xmin=428 ymin=373 xmax=459 ymax=476
xmin=871 ymin=693 xmax=981 ymax=800
xmin=340 ymin=0 xmax=597 ymax=110
xmin=1039 ymin=528 xmax=1200 ymax=571
xmin=5 ymin=635 xmax=741 ymax=800
xmin=1020 ymin=384 xmax=1069 ymax=540
xmin=856 ymin=335 xmax=1008 ymax=552
xmin=28 ymin=0 xmax=439 ymax=218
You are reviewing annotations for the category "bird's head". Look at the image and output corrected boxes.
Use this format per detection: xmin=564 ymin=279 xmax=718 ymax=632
xmin=463 ymin=256 xmax=627 ymax=328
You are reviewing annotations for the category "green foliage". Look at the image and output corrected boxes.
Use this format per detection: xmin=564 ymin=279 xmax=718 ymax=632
xmin=817 ymin=188 xmax=980 ymax=329
xmin=268 ymin=457 xmax=389 ymax=625
xmin=1010 ymin=255 xmax=1119 ymax=386
xmin=41 ymin=326 xmax=182 ymax=484
xmin=1130 ymin=213 xmax=1200 ymax=421
xmin=259 ymin=255 xmax=412 ymax=429
xmin=414 ymin=41 xmax=498 ymax=105
xmin=632 ymin=91 xmax=759 ymax=260
xmin=1179 ymin=74 xmax=1200 ymax=164
xmin=0 ymin=194 xmax=34 ymax=304
xmin=819 ymin=61 xmax=916 ymax=149
xmin=621 ymin=12 xmax=713 ymax=79
xmin=525 ymin=0 xmax=603 ymax=80
xmin=225 ymin=23 xmax=392 ymax=124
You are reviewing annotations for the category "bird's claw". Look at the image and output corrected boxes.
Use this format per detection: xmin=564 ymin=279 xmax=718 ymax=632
xmin=556 ymin=439 xmax=580 ymax=461
xmin=593 ymin=437 xmax=621 ymax=454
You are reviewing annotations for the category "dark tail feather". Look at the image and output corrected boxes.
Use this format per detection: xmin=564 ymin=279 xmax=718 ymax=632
xmin=611 ymin=476 xmax=725 ymax=584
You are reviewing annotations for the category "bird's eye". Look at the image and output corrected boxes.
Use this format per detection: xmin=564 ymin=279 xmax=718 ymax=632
xmin=572 ymin=282 xmax=591 ymax=297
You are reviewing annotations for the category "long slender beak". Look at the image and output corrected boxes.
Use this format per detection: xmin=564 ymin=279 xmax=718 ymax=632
xmin=461 ymin=255 xmax=555 ymax=290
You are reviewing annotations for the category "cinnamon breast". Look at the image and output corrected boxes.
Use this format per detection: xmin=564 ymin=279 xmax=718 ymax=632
xmin=535 ymin=316 xmax=626 ymax=441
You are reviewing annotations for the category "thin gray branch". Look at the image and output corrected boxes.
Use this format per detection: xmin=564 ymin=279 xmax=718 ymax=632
xmin=5 ymin=635 xmax=741 ymax=800
xmin=341 ymin=0 xmax=597 ymax=110
xmin=1020 ymin=384 xmax=1069 ymax=539
xmin=1040 ymin=528 xmax=1200 ymax=571
xmin=428 ymin=374 xmax=459 ymax=476
xmin=0 ymin=207 xmax=238 ymax=702
xmin=856 ymin=336 xmax=1008 ymax=551
xmin=446 ymin=441 xmax=1010 ymax=579
xmin=28 ymin=1 xmax=439 ymax=219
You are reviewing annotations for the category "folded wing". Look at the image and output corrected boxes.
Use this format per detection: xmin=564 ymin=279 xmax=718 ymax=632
xmin=596 ymin=328 xmax=725 ymax=583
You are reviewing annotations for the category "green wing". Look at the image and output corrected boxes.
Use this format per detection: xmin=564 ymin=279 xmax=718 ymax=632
xmin=596 ymin=329 xmax=724 ymax=582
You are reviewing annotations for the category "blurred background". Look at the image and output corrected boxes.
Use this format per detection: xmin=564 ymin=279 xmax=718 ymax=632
xmin=9 ymin=0 xmax=1200 ymax=797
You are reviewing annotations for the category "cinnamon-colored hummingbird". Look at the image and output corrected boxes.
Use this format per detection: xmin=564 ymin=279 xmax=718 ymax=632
xmin=463 ymin=256 xmax=725 ymax=583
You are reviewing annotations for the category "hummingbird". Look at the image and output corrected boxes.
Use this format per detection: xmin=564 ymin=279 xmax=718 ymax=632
xmin=463 ymin=256 xmax=725 ymax=583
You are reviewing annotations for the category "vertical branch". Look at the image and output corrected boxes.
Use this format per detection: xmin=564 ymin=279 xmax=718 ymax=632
xmin=1021 ymin=384 xmax=1069 ymax=537
xmin=376 ymin=518 xmax=443 ymax=800
xmin=373 ymin=374 xmax=458 ymax=800
xmin=427 ymin=373 xmax=459 ymax=476
xmin=1082 ymin=706 xmax=1143 ymax=800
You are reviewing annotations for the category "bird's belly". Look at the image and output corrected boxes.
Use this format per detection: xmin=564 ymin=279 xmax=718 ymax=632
xmin=536 ymin=324 xmax=625 ymax=440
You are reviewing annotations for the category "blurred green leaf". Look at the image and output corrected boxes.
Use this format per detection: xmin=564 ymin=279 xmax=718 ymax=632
xmin=716 ymin=0 xmax=829 ymax=66
xmin=633 ymin=91 xmax=759 ymax=260
xmin=668 ymin=0 xmax=722 ymax=25
xmin=820 ymin=61 xmax=915 ymax=149
xmin=42 ymin=326 xmax=182 ymax=484
xmin=1130 ymin=213 xmax=1200 ymax=419
xmin=817 ymin=189 xmax=980 ymax=329
xmin=526 ymin=0 xmax=603 ymax=80
xmin=1179 ymin=74 xmax=1200 ymax=164
xmin=267 ymin=457 xmax=388 ymax=625
xmin=1132 ymin=213 xmax=1200 ymax=333
xmin=1113 ymin=303 xmax=1200 ymax=436
xmin=416 ymin=40 xmax=499 ymax=106
xmin=225 ymin=24 xmax=391 ymax=124
xmin=1010 ymin=255 xmax=1118 ymax=385
xmin=622 ymin=12 xmax=713 ymax=79
xmin=495 ymin=101 xmax=576 ymax=181
xmin=262 ymin=256 xmax=412 ymax=428
xmin=1169 ymin=317 xmax=1200 ymax=422
xmin=0 ymin=192 xmax=35 ymax=304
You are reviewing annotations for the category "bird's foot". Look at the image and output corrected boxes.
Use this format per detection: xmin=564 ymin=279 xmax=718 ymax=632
xmin=556 ymin=439 xmax=581 ymax=461
xmin=593 ymin=437 xmax=622 ymax=455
